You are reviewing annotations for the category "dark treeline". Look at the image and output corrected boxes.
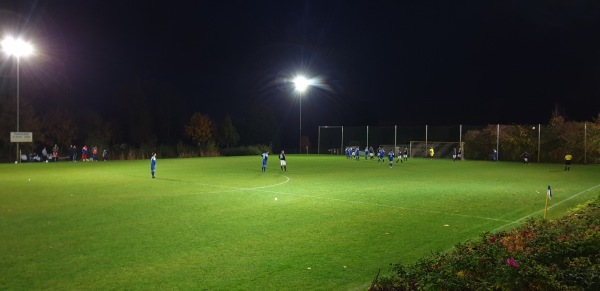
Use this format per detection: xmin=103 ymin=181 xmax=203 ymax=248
xmin=463 ymin=114 xmax=600 ymax=164
xmin=2 ymin=73 xmax=598 ymax=163
xmin=0 ymin=76 xmax=285 ymax=162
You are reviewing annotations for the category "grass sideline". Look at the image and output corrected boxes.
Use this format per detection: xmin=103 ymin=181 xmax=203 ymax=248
xmin=1 ymin=156 xmax=598 ymax=289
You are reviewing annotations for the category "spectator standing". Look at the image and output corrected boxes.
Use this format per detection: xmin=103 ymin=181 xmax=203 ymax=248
xmin=82 ymin=145 xmax=88 ymax=161
xmin=72 ymin=145 xmax=77 ymax=162
xmin=92 ymin=146 xmax=98 ymax=161
xmin=52 ymin=144 xmax=59 ymax=162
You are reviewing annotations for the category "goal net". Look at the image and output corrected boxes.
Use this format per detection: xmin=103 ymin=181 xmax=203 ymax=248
xmin=409 ymin=141 xmax=463 ymax=159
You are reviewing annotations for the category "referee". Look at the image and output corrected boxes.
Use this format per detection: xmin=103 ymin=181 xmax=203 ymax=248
xmin=564 ymin=153 xmax=572 ymax=171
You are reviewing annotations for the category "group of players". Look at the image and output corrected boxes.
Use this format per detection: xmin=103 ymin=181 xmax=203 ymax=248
xmin=345 ymin=146 xmax=408 ymax=168
xmin=260 ymin=150 xmax=287 ymax=173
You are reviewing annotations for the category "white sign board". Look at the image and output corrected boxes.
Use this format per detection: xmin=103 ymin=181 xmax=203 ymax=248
xmin=10 ymin=132 xmax=33 ymax=142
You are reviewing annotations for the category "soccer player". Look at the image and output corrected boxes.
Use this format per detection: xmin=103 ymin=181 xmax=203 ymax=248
xmin=150 ymin=152 xmax=157 ymax=178
xmin=388 ymin=149 xmax=395 ymax=168
xmin=103 ymin=149 xmax=109 ymax=161
xmin=452 ymin=147 xmax=457 ymax=161
xmin=92 ymin=146 xmax=98 ymax=161
xmin=403 ymin=147 xmax=408 ymax=162
xmin=396 ymin=149 xmax=403 ymax=163
xmin=429 ymin=147 xmax=434 ymax=159
xmin=564 ymin=153 xmax=572 ymax=171
xmin=378 ymin=147 xmax=385 ymax=163
xmin=493 ymin=149 xmax=498 ymax=162
xmin=356 ymin=147 xmax=360 ymax=161
xmin=369 ymin=146 xmax=374 ymax=160
xmin=261 ymin=151 xmax=269 ymax=172
xmin=457 ymin=147 xmax=462 ymax=161
xmin=279 ymin=150 xmax=287 ymax=172
xmin=521 ymin=151 xmax=530 ymax=164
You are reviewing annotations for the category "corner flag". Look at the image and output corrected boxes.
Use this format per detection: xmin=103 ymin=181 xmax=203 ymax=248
xmin=544 ymin=185 xmax=552 ymax=219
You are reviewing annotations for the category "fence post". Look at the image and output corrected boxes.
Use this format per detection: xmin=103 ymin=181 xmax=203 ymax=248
xmin=496 ymin=124 xmax=500 ymax=161
xmin=537 ymin=124 xmax=541 ymax=163
xmin=584 ymin=122 xmax=587 ymax=165
xmin=341 ymin=126 xmax=344 ymax=155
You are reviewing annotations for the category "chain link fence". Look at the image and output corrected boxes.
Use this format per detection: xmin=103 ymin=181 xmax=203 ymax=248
xmin=318 ymin=122 xmax=600 ymax=164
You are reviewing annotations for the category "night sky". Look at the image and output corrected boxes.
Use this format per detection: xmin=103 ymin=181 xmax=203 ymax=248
xmin=2 ymin=1 xmax=600 ymax=146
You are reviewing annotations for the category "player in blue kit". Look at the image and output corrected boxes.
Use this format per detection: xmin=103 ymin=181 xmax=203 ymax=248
xmin=378 ymin=147 xmax=385 ymax=163
xmin=388 ymin=150 xmax=395 ymax=168
xmin=261 ymin=151 xmax=269 ymax=172
xmin=150 ymin=152 xmax=157 ymax=179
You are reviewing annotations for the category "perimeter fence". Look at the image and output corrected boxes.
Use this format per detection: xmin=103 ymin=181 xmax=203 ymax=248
xmin=317 ymin=122 xmax=600 ymax=164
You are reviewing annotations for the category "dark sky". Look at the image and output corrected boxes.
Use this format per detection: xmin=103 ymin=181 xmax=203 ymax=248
xmin=2 ymin=1 xmax=600 ymax=140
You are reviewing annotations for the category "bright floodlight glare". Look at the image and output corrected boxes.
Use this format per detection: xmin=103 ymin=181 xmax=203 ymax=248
xmin=293 ymin=75 xmax=310 ymax=92
xmin=1 ymin=37 xmax=34 ymax=58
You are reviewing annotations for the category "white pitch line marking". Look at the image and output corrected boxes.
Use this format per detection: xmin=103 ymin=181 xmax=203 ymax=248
xmin=244 ymin=188 xmax=513 ymax=223
xmin=188 ymin=175 xmax=290 ymax=194
xmin=491 ymin=183 xmax=600 ymax=232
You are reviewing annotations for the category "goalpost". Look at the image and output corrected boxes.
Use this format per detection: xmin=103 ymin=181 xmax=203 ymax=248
xmin=318 ymin=125 xmax=466 ymax=158
xmin=318 ymin=126 xmax=344 ymax=154
xmin=409 ymin=141 xmax=464 ymax=159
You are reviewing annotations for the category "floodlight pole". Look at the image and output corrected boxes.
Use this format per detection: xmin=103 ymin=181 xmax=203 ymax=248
xmin=537 ymin=124 xmax=541 ymax=163
xmin=299 ymin=96 xmax=302 ymax=154
xmin=2 ymin=36 xmax=33 ymax=163
xmin=3 ymin=36 xmax=33 ymax=163
xmin=293 ymin=75 xmax=311 ymax=154
xmin=16 ymin=57 xmax=20 ymax=163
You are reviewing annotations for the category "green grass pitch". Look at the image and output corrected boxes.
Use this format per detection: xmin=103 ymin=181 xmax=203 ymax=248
xmin=1 ymin=155 xmax=598 ymax=290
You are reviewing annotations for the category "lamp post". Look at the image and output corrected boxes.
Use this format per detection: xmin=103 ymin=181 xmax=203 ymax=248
xmin=293 ymin=75 xmax=310 ymax=154
xmin=2 ymin=36 xmax=34 ymax=163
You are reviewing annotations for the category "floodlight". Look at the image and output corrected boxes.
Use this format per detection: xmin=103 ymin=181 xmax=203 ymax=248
xmin=1 ymin=36 xmax=34 ymax=58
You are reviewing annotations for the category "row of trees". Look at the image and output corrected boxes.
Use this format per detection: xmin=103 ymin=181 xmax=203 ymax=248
xmin=463 ymin=114 xmax=600 ymax=163
xmin=1 ymin=74 xmax=596 ymax=162
xmin=0 ymin=76 xmax=288 ymax=162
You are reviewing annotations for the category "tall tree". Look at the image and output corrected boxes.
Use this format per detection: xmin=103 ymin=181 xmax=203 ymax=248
xmin=218 ymin=114 xmax=240 ymax=148
xmin=185 ymin=112 xmax=215 ymax=147
xmin=41 ymin=107 xmax=78 ymax=154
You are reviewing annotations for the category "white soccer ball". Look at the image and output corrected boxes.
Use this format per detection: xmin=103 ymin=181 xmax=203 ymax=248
xmin=14 ymin=161 xmax=17 ymax=164
xmin=275 ymin=198 xmax=278 ymax=201
xmin=46 ymin=160 xmax=48 ymax=163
